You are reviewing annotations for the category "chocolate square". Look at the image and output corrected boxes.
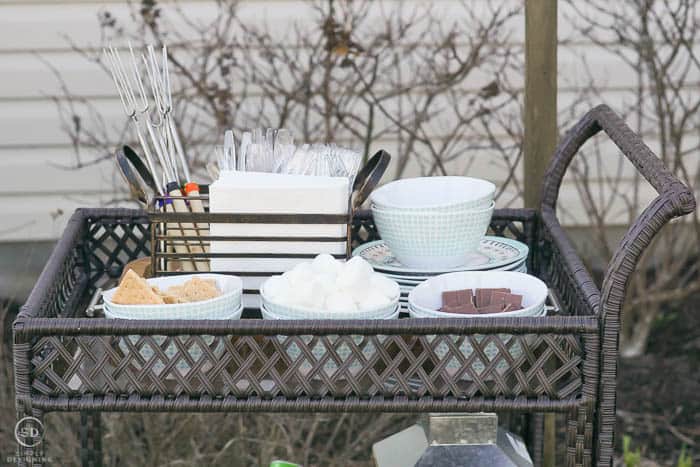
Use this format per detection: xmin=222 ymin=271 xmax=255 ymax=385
xmin=478 ymin=288 xmax=510 ymax=307
xmin=493 ymin=292 xmax=523 ymax=311
xmin=478 ymin=303 xmax=506 ymax=314
xmin=442 ymin=302 xmax=478 ymax=314
xmin=442 ymin=289 xmax=474 ymax=308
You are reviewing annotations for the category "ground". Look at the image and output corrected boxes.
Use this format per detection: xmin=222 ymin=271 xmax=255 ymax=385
xmin=614 ymin=296 xmax=699 ymax=466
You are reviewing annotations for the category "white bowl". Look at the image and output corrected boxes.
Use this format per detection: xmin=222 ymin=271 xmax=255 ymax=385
xmin=407 ymin=271 xmax=547 ymax=318
xmin=103 ymin=274 xmax=243 ymax=320
xmin=370 ymin=176 xmax=495 ymax=211
xmin=372 ymin=201 xmax=495 ymax=269
xmin=259 ymin=278 xmax=400 ymax=320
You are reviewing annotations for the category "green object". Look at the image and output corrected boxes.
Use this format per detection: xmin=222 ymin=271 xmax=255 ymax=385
xmin=270 ymin=461 xmax=300 ymax=467
xmin=622 ymin=435 xmax=641 ymax=467
xmin=676 ymin=446 xmax=692 ymax=467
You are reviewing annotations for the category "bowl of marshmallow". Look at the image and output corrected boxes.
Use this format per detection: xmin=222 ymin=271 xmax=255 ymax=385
xmin=260 ymin=254 xmax=401 ymax=319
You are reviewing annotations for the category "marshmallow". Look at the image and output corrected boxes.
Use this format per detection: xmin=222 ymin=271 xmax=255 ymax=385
xmin=312 ymin=273 xmax=337 ymax=297
xmin=325 ymin=291 xmax=358 ymax=313
xmin=358 ymin=289 xmax=391 ymax=311
xmin=369 ymin=273 xmax=400 ymax=299
xmin=289 ymin=281 xmax=316 ymax=308
xmin=284 ymin=262 xmax=314 ymax=287
xmin=336 ymin=256 xmax=374 ymax=290
xmin=311 ymin=253 xmax=342 ymax=276
xmin=264 ymin=276 xmax=290 ymax=301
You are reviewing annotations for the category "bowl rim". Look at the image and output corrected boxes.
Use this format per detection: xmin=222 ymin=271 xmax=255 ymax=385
xmin=370 ymin=176 xmax=496 ymax=210
xmin=103 ymin=273 xmax=243 ymax=309
xmin=371 ymin=200 xmax=496 ymax=215
xmin=407 ymin=271 xmax=548 ymax=317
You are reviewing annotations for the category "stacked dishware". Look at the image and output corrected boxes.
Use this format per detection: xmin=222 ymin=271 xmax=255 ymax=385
xmin=355 ymin=176 xmax=529 ymax=309
xmin=353 ymin=237 xmax=528 ymax=309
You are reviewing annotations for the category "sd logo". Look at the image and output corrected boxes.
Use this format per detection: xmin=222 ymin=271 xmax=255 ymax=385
xmin=15 ymin=416 xmax=44 ymax=448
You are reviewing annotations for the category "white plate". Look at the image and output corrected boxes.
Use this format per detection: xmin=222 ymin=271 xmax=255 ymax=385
xmin=354 ymin=237 xmax=528 ymax=276
xmin=384 ymin=259 xmax=526 ymax=283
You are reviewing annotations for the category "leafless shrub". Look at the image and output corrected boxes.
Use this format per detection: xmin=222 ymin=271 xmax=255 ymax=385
xmin=564 ymin=0 xmax=700 ymax=356
xmin=52 ymin=0 xmax=524 ymax=204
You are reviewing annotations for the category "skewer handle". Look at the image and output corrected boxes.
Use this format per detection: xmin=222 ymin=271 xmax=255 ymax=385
xmin=166 ymin=184 xmax=198 ymax=272
xmin=184 ymin=182 xmax=210 ymax=270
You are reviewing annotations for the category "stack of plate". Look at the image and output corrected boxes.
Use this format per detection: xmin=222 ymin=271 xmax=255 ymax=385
xmin=352 ymin=237 xmax=529 ymax=309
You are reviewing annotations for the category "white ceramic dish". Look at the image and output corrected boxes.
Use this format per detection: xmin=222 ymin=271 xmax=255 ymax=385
xmin=370 ymin=176 xmax=495 ymax=211
xmin=103 ymin=274 xmax=243 ymax=320
xmin=259 ymin=279 xmax=400 ymax=320
xmin=407 ymin=271 xmax=547 ymax=318
xmin=372 ymin=201 xmax=495 ymax=269
xmin=352 ymin=238 xmax=528 ymax=275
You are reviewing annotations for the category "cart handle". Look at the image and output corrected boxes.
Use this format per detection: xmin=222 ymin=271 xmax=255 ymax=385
xmin=541 ymin=104 xmax=695 ymax=321
xmin=540 ymin=104 xmax=696 ymax=466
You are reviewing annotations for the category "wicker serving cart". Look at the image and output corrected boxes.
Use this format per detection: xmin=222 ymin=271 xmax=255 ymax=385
xmin=13 ymin=105 xmax=695 ymax=466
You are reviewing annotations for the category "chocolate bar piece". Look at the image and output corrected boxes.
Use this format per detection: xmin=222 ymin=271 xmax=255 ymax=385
xmin=442 ymin=289 xmax=474 ymax=308
xmin=478 ymin=303 xmax=506 ymax=314
xmin=493 ymin=291 xmax=523 ymax=311
xmin=475 ymin=288 xmax=509 ymax=308
xmin=441 ymin=301 xmax=478 ymax=314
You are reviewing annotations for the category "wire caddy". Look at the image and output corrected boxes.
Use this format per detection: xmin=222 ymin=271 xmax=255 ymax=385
xmin=13 ymin=106 xmax=696 ymax=466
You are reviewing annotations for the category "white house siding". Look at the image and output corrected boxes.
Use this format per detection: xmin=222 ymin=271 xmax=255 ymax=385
xmin=0 ymin=0 xmax=684 ymax=241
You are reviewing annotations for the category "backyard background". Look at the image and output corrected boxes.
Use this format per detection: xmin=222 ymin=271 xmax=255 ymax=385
xmin=0 ymin=0 xmax=698 ymax=465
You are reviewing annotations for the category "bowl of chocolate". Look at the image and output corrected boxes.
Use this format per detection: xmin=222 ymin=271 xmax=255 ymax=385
xmin=407 ymin=271 xmax=547 ymax=318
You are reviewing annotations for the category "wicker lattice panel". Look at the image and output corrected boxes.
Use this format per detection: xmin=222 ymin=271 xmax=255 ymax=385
xmin=31 ymin=331 xmax=586 ymax=401
xmin=85 ymin=215 xmax=150 ymax=290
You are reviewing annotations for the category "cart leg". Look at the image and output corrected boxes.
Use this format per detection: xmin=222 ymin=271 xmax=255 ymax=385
xmin=79 ymin=412 xmax=103 ymax=467
xmin=566 ymin=405 xmax=594 ymax=467
xmin=528 ymin=413 xmax=544 ymax=467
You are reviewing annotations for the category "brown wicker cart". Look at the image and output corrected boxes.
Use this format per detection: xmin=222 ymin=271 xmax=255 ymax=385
xmin=13 ymin=105 xmax=695 ymax=466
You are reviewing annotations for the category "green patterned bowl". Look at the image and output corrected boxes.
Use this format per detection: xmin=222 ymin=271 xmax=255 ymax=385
xmin=372 ymin=201 xmax=495 ymax=269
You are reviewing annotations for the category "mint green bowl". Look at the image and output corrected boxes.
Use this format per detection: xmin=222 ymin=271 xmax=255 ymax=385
xmin=372 ymin=201 xmax=495 ymax=269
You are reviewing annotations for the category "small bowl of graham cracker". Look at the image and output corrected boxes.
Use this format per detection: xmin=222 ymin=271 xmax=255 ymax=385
xmin=102 ymin=270 xmax=243 ymax=320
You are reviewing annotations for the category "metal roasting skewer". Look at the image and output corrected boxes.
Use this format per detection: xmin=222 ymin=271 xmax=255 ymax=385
xmin=106 ymin=42 xmax=201 ymax=271
xmin=104 ymin=46 xmax=163 ymax=195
